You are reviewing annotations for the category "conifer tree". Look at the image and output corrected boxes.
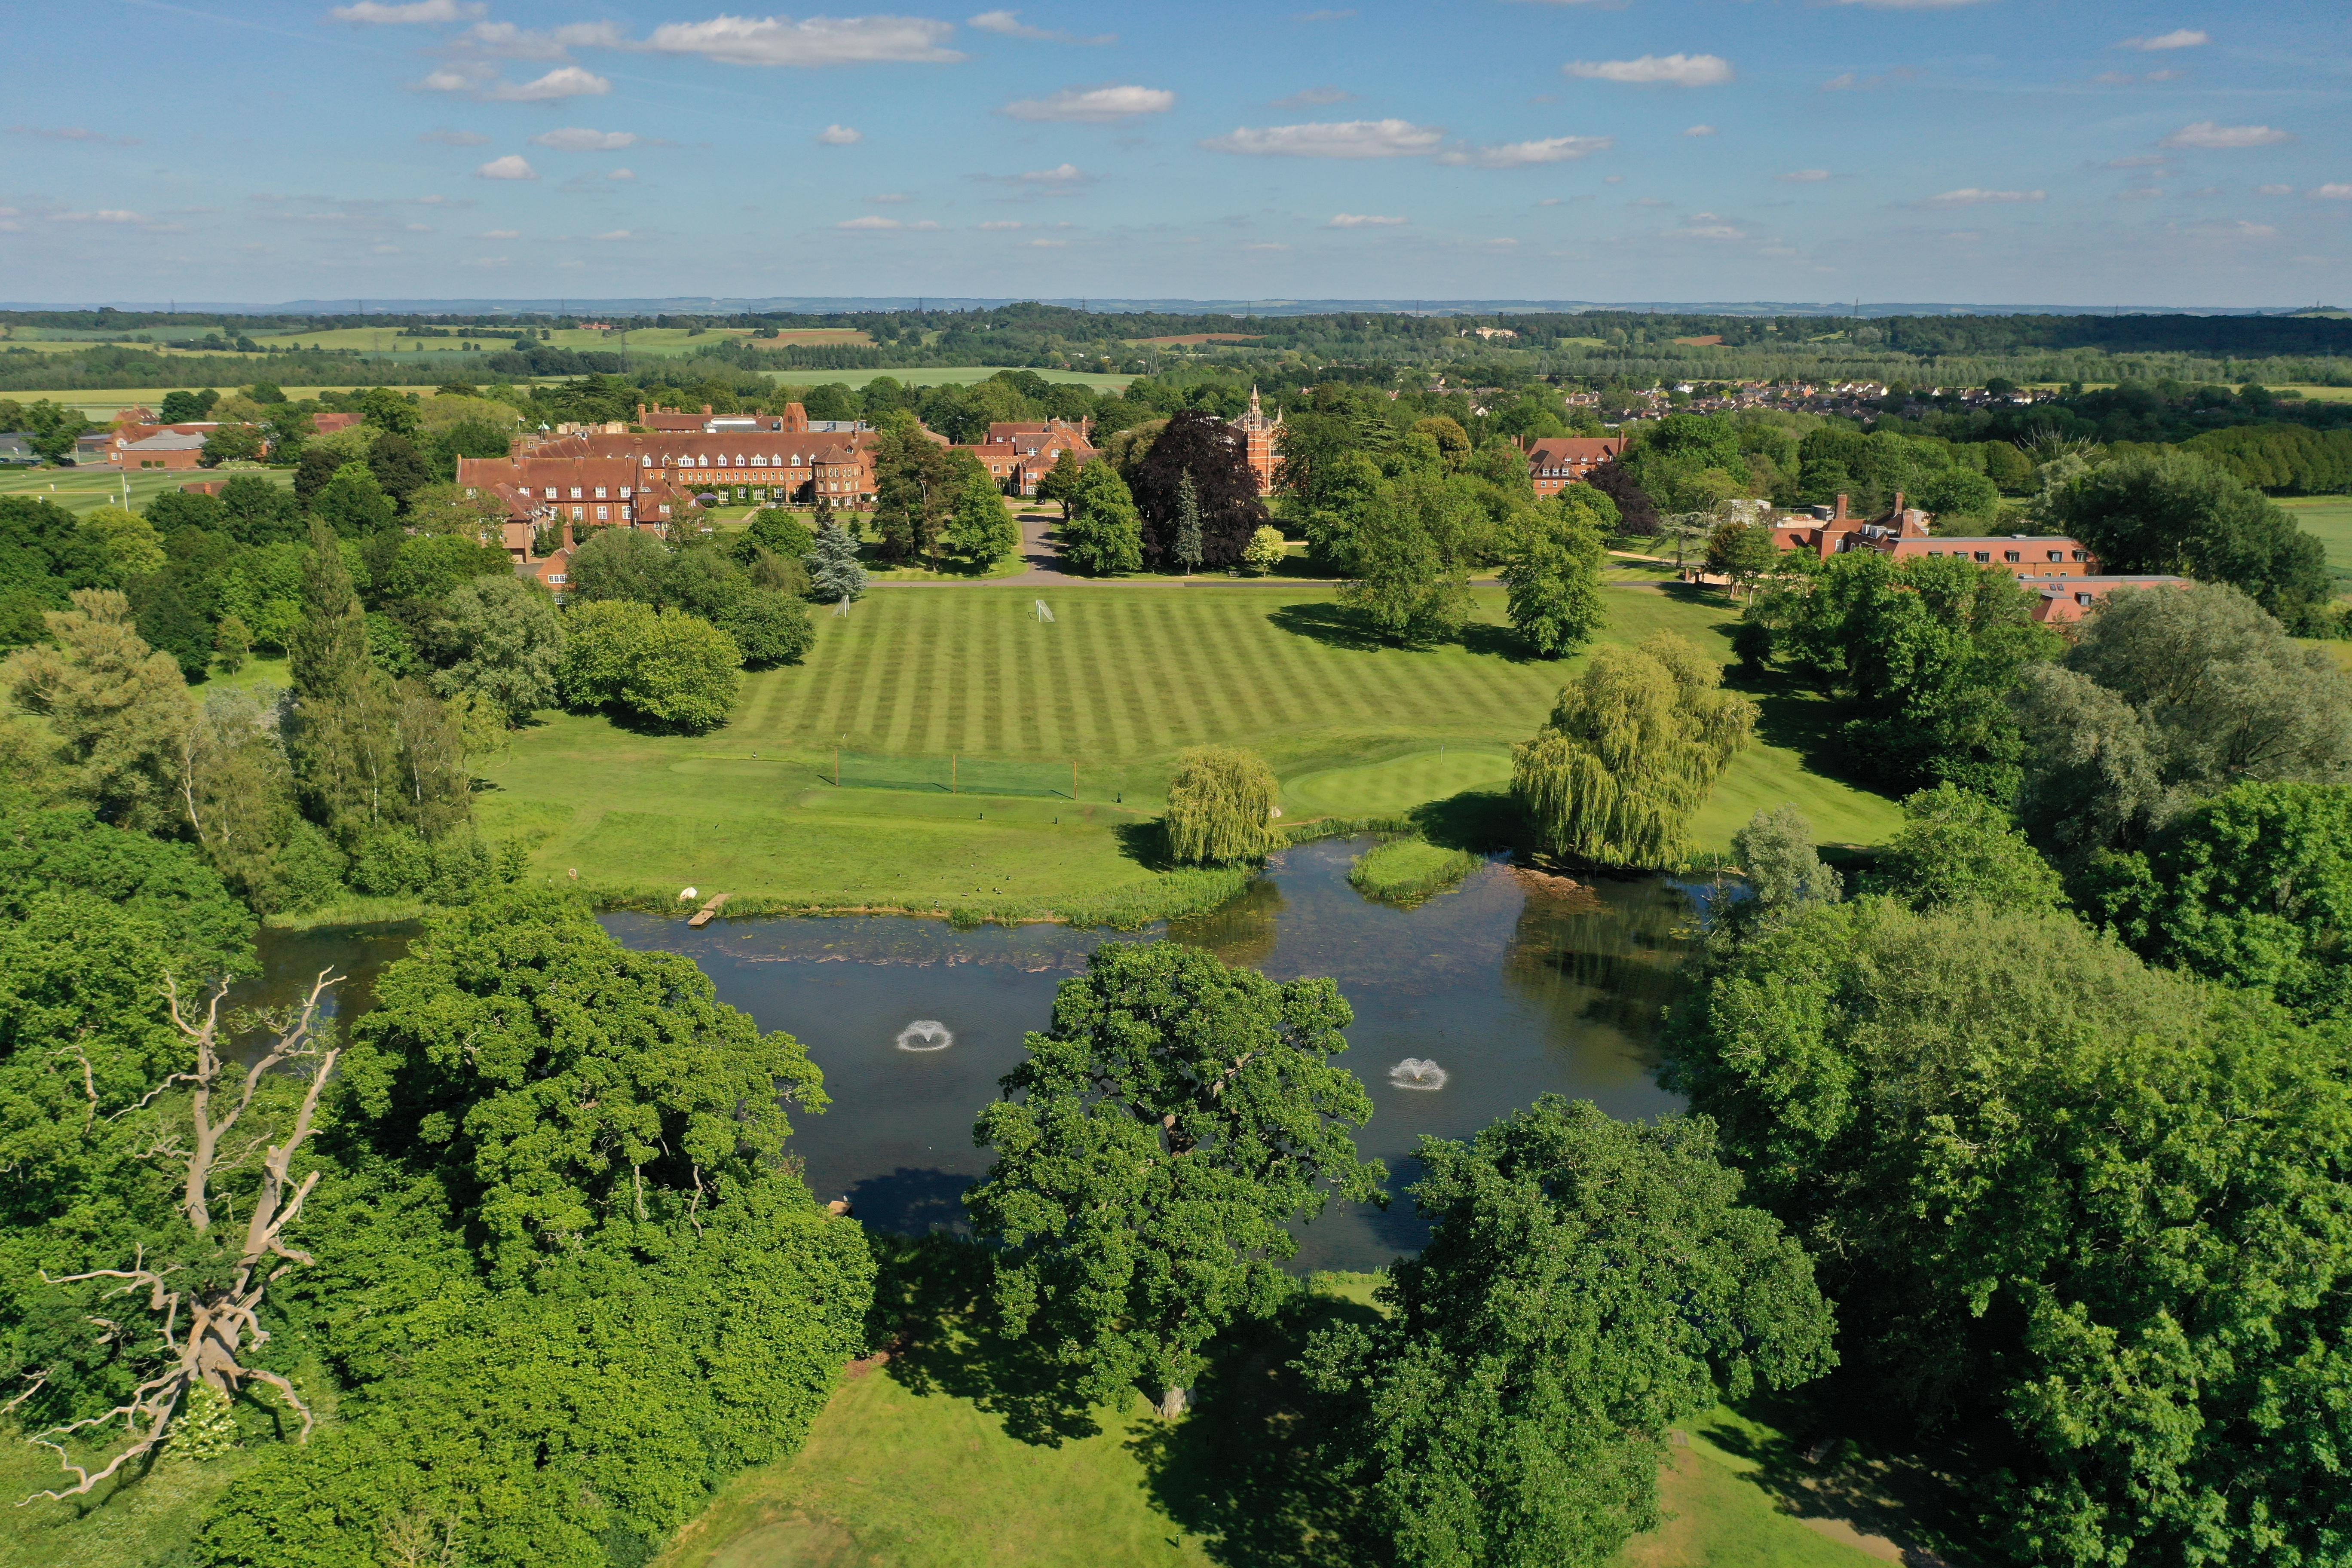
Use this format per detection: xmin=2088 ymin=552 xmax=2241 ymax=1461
xmin=806 ymin=518 xmax=868 ymax=603
xmin=1174 ymin=471 xmax=1204 ymax=577
xmin=287 ymin=520 xmax=401 ymax=841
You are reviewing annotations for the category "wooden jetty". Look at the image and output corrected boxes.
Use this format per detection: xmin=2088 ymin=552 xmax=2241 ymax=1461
xmin=686 ymin=892 xmax=730 ymax=928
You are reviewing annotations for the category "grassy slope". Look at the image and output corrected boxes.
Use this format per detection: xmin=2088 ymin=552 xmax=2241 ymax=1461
xmin=477 ymin=582 xmax=1899 ymax=916
xmin=2278 ymin=496 xmax=2352 ymax=573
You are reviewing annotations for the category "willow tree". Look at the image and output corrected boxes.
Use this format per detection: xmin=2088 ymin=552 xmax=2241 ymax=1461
xmin=1513 ymin=633 xmax=1754 ymax=867
xmin=1163 ymin=745 xmax=1280 ymax=864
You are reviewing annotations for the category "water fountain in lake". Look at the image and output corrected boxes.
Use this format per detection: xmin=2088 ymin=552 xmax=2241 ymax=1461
xmin=1388 ymin=1057 xmax=1449 ymax=1091
xmin=895 ymin=1020 xmax=955 ymax=1053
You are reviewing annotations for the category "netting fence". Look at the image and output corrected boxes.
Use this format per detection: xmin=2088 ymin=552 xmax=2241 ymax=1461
xmin=828 ymin=750 xmax=1081 ymax=799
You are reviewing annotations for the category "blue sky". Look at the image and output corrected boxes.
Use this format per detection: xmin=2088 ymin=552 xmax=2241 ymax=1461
xmin=3 ymin=0 xmax=2346 ymax=307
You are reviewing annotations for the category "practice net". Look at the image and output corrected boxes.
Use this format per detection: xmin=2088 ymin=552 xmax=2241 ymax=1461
xmin=830 ymin=750 xmax=1079 ymax=799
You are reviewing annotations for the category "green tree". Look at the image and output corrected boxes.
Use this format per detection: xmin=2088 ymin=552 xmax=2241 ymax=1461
xmin=216 ymin=474 xmax=305 ymax=545
xmin=717 ymin=591 xmax=815 ymax=668
xmin=1172 ymin=470 xmax=1205 ymax=575
xmin=286 ymin=520 xmax=402 ymax=842
xmin=732 ymin=507 xmax=815 ymax=567
xmin=211 ymin=612 xmax=251 ymax=674
xmin=1731 ymin=805 xmax=1842 ymax=919
xmin=175 ymin=684 xmax=306 ymax=909
xmin=0 ymin=589 xmax=195 ymax=833
xmin=806 ymin=518 xmax=869 ymax=602
xmin=1060 ymin=460 xmax=1144 ymax=576
xmin=2055 ymin=450 xmax=2334 ymax=629
xmin=357 ymin=386 xmax=423 ymax=436
xmin=77 ymin=505 xmax=167 ymax=584
xmin=366 ymin=431 xmax=433 ymax=508
xmin=557 ymin=600 xmax=740 ymax=733
xmin=20 ymin=399 xmax=91 ymax=465
xmin=1162 ymin=745 xmax=1280 ymax=865
xmin=1501 ymin=504 xmax=1605 ymax=658
xmin=1703 ymin=518 xmax=1779 ymax=600
xmin=1036 ymin=446 xmax=1085 ymax=518
xmin=426 ymin=575 xmax=564 ymax=723
xmin=1304 ymin=1099 xmax=1834 ymax=1568
xmin=2015 ymin=583 xmax=2352 ymax=857
xmin=1339 ymin=472 xmax=1481 ymax=646
xmin=199 ymin=422 xmax=266 ymax=467
xmin=312 ymin=461 xmax=398 ymax=537
xmin=872 ymin=414 xmax=956 ymax=564
xmin=567 ymin=525 xmax=672 ymax=606
xmin=2095 ymin=781 xmax=2352 ymax=1021
xmin=1666 ymin=897 xmax=2352 ymax=1568
xmin=967 ymin=940 xmax=1383 ymax=1419
xmin=1514 ymin=634 xmax=1755 ymax=867
xmin=1240 ymin=524 xmax=1286 ymax=576
xmin=944 ymin=453 xmax=1019 ymax=569
xmin=1868 ymin=783 xmax=2066 ymax=913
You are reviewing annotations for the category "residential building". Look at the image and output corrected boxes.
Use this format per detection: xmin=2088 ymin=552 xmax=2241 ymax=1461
xmin=1772 ymin=493 xmax=2102 ymax=578
xmin=1523 ymin=436 xmax=1626 ymax=496
xmin=2022 ymin=575 xmax=2193 ymax=625
xmin=960 ymin=417 xmax=1096 ymax=495
xmin=116 ymin=432 xmax=209 ymax=470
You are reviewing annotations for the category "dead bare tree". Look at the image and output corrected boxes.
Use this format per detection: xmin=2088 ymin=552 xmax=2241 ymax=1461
xmin=18 ymin=968 xmax=343 ymax=1504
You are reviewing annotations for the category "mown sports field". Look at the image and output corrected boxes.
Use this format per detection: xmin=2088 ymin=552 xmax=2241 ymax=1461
xmin=473 ymin=580 xmax=1902 ymax=922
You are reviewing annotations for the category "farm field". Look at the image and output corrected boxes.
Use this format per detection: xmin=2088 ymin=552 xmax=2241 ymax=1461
xmin=474 ymin=581 xmax=1902 ymax=921
xmin=242 ymin=325 xmax=875 ymax=357
xmin=9 ymin=386 xmax=447 ymax=417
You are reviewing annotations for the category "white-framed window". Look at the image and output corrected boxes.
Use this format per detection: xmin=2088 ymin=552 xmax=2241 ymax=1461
xmin=543 ymin=487 xmax=556 ymax=499
xmin=594 ymin=487 xmax=607 ymax=499
xmin=549 ymin=573 xmax=567 ymax=585
xmin=597 ymin=506 xmax=609 ymax=521
xmin=570 ymin=487 xmax=583 ymax=500
xmin=621 ymin=486 xmax=631 ymax=497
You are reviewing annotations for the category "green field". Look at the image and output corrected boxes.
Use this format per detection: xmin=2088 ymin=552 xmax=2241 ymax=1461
xmin=472 ymin=582 xmax=1901 ymax=921
xmin=2280 ymin=496 xmax=2352 ymax=573
xmin=0 ymin=466 xmax=291 ymax=514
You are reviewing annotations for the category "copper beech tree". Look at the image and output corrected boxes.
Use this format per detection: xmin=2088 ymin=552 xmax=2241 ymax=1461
xmin=23 ymin=969 xmax=342 ymax=1502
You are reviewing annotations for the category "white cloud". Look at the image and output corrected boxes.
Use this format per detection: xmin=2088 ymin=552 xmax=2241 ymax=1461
xmin=1819 ymin=67 xmax=1921 ymax=92
xmin=1683 ymin=123 xmax=1716 ymax=136
xmin=1200 ymin=118 xmax=1447 ymax=158
xmin=1020 ymin=162 xmax=1086 ymax=181
xmin=1830 ymin=0 xmax=1985 ymax=8
xmin=479 ymin=228 xmax=520 ymax=238
xmin=475 ymin=154 xmax=539 ymax=180
xmin=2103 ymin=154 xmax=2174 ymax=169
xmin=637 ymin=15 xmax=962 ymax=67
xmin=1004 ymin=84 xmax=1175 ymax=122
xmin=48 ymin=209 xmax=147 ymax=224
xmin=2162 ymin=122 xmax=2292 ymax=149
xmin=465 ymin=255 xmax=511 ymax=266
xmin=1026 ymin=237 xmax=1070 ymax=247
xmin=419 ymin=127 xmax=489 ymax=146
xmin=438 ymin=20 xmax=625 ymax=60
xmin=1566 ymin=53 xmax=1733 ymax=87
xmin=330 ymin=0 xmax=484 ymax=22
xmin=2259 ymin=184 xmax=2293 ymax=195
xmin=968 ymin=10 xmax=1114 ymax=44
xmin=2116 ymin=187 xmax=2165 ymax=200
xmin=608 ymin=167 xmax=636 ymax=180
xmin=1327 ymin=213 xmax=1407 ymax=227
xmin=589 ymin=230 xmax=632 ymax=241
xmin=838 ymin=214 xmax=901 ymax=228
xmin=869 ymin=191 xmax=913 ymax=203
xmin=2121 ymin=28 xmax=2207 ymax=50
xmin=817 ymin=123 xmax=864 ymax=144
xmin=908 ymin=219 xmax=942 ymax=229
xmin=1666 ymin=222 xmax=1746 ymax=239
xmin=1779 ymin=168 xmax=1831 ymax=182
xmin=1274 ymin=85 xmax=1354 ymax=108
xmin=2313 ymin=184 xmax=2352 ymax=200
xmin=1439 ymin=135 xmax=1613 ymax=168
xmin=977 ymin=219 xmax=1024 ymax=229
xmin=1243 ymin=242 xmax=1291 ymax=252
xmin=530 ymin=127 xmax=638 ymax=151
xmin=1920 ymin=187 xmax=2045 ymax=206
xmin=415 ymin=64 xmax=612 ymax=101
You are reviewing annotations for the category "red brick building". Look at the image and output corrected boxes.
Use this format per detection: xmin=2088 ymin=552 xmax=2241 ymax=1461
xmin=1524 ymin=436 xmax=1625 ymax=496
xmin=2022 ymin=574 xmax=2193 ymax=625
xmin=1232 ymin=387 xmax=1280 ymax=494
xmin=961 ymin=417 xmax=1096 ymax=495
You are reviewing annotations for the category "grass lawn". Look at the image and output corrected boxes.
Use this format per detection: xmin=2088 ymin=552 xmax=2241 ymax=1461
xmin=0 ymin=1437 xmax=258 ymax=1568
xmin=0 ymin=466 xmax=292 ymax=515
xmin=2279 ymin=495 xmax=2352 ymax=574
xmin=654 ymin=1260 xmax=1894 ymax=1568
xmin=477 ymin=581 xmax=1900 ymax=920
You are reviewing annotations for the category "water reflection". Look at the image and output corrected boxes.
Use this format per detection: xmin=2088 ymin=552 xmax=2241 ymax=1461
xmin=246 ymin=839 xmax=1701 ymax=1273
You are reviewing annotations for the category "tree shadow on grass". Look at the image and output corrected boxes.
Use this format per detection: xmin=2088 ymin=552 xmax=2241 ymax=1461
xmin=1407 ymin=789 xmax=1530 ymax=855
xmin=864 ymin=1232 xmax=1103 ymax=1449
xmin=1112 ymin=818 xmax=1180 ymax=872
xmin=1457 ymin=622 xmax=1546 ymax=664
xmin=1716 ymin=665 xmax=1887 ymax=825
xmin=1267 ymin=601 xmax=1390 ymax=653
xmin=1130 ymin=1288 xmax=1386 ymax=1568
xmin=1693 ymin=1385 xmax=1995 ymax=1568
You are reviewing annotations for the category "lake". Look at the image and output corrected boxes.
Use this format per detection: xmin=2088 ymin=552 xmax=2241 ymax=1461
xmin=246 ymin=838 xmax=1705 ymax=1273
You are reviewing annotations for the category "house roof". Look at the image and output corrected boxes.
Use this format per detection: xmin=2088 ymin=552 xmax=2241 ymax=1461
xmin=121 ymin=432 xmax=208 ymax=452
